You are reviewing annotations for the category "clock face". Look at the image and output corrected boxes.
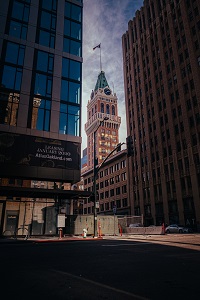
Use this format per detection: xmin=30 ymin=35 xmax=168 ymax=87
xmin=104 ymin=88 xmax=111 ymax=95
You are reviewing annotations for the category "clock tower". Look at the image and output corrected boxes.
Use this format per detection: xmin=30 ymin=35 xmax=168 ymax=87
xmin=85 ymin=70 xmax=121 ymax=170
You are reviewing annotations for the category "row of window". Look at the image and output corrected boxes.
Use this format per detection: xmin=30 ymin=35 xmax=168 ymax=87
xmin=83 ymin=198 xmax=128 ymax=215
xmin=0 ymin=41 xmax=81 ymax=136
xmin=99 ymin=185 xmax=127 ymax=200
xmin=6 ymin=0 xmax=82 ymax=57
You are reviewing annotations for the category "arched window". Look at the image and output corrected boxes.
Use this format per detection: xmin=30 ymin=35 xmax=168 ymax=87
xmin=112 ymin=105 xmax=115 ymax=115
xmin=106 ymin=104 xmax=110 ymax=114
xmin=101 ymin=103 xmax=104 ymax=113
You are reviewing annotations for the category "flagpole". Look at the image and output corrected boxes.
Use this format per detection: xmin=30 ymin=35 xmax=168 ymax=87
xmin=100 ymin=43 xmax=102 ymax=71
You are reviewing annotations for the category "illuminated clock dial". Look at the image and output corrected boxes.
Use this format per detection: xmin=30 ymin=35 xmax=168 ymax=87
xmin=104 ymin=88 xmax=111 ymax=95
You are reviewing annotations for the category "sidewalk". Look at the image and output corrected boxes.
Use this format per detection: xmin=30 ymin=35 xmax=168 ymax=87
xmin=1 ymin=233 xmax=200 ymax=246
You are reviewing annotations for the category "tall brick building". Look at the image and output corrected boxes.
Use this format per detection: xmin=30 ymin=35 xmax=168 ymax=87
xmin=122 ymin=0 xmax=200 ymax=229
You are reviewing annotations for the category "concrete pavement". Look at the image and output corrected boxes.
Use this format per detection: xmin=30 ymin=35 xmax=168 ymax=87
xmin=1 ymin=233 xmax=200 ymax=250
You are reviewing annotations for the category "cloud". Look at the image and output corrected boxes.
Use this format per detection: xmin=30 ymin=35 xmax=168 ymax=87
xmin=82 ymin=0 xmax=144 ymax=152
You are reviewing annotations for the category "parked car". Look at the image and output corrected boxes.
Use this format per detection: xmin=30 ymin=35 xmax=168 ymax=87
xmin=165 ymin=224 xmax=193 ymax=233
xmin=129 ymin=223 xmax=142 ymax=228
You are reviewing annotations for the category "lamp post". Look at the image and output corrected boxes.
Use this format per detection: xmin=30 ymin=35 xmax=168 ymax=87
xmin=93 ymin=116 xmax=109 ymax=238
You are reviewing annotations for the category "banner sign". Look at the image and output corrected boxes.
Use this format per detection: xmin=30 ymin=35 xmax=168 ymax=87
xmin=0 ymin=132 xmax=80 ymax=170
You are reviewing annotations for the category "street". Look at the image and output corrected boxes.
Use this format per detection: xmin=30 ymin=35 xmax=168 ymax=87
xmin=1 ymin=236 xmax=200 ymax=300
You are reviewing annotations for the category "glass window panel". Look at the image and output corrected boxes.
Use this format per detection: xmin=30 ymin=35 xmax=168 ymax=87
xmin=46 ymin=100 xmax=51 ymax=109
xmin=59 ymin=113 xmax=67 ymax=134
xmin=49 ymin=56 xmax=54 ymax=72
xmin=61 ymin=79 xmax=69 ymax=101
xmin=5 ymin=42 xmax=18 ymax=64
xmin=64 ymin=19 xmax=70 ymax=36
xmin=50 ymin=35 xmax=55 ymax=48
xmin=68 ymin=113 xmax=79 ymax=136
xmin=60 ymin=103 xmax=67 ymax=113
xmin=24 ymin=6 xmax=30 ymax=22
xmin=62 ymin=58 xmax=69 ymax=77
xmin=9 ymin=21 xmax=27 ymax=39
xmin=12 ymin=1 xmax=29 ymax=22
xmin=2 ymin=65 xmax=22 ymax=90
xmin=42 ymin=0 xmax=57 ymax=11
xmin=39 ymin=30 xmax=49 ymax=47
xmin=38 ymin=30 xmax=55 ymax=48
xmin=71 ymin=21 xmax=81 ymax=40
xmin=52 ymin=15 xmax=56 ymax=30
xmin=71 ymin=5 xmax=82 ymax=22
xmin=34 ymin=73 xmax=47 ymax=96
xmin=18 ymin=46 xmax=25 ymax=65
xmin=15 ymin=69 xmax=22 ymax=90
xmin=70 ymin=40 xmax=81 ymax=56
xmin=41 ymin=11 xmax=52 ymax=30
xmin=63 ymin=38 xmax=70 ymax=53
xmin=69 ymin=81 xmax=80 ymax=104
xmin=2 ymin=66 xmax=16 ymax=89
xmin=44 ymin=110 xmax=50 ymax=131
xmin=65 ymin=2 xmax=70 ymax=18
xmin=46 ymin=78 xmax=52 ymax=95
xmin=68 ymin=105 xmax=80 ymax=115
xmin=37 ymin=51 xmax=48 ymax=72
xmin=21 ymin=24 xmax=28 ymax=39
xmin=32 ymin=98 xmax=51 ymax=131
xmin=0 ymin=92 xmax=19 ymax=126
xmin=36 ymin=109 xmax=44 ymax=130
xmin=69 ymin=60 xmax=81 ymax=81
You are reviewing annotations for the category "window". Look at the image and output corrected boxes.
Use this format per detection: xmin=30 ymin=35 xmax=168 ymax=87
xmin=106 ymin=104 xmax=110 ymax=114
xmin=7 ymin=1 xmax=30 ymax=40
xmin=112 ymin=105 xmax=115 ymax=115
xmin=122 ymin=185 xmax=127 ymax=193
xmin=1 ymin=41 xmax=25 ymax=92
xmin=116 ymin=187 xmax=120 ymax=195
xmin=122 ymin=198 xmax=127 ymax=207
xmin=110 ymin=189 xmax=114 ymax=197
xmin=37 ymin=8 xmax=57 ymax=48
xmin=64 ymin=19 xmax=81 ymax=40
xmin=0 ymin=92 xmax=19 ymax=126
xmin=2 ymin=65 xmax=22 ymax=91
xmin=59 ymin=104 xmax=80 ymax=136
xmin=62 ymin=58 xmax=81 ymax=81
xmin=32 ymin=97 xmax=51 ymax=131
xmin=65 ymin=2 xmax=82 ymax=22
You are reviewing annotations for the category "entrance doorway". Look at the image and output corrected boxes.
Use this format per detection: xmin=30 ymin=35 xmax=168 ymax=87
xmin=5 ymin=211 xmax=19 ymax=235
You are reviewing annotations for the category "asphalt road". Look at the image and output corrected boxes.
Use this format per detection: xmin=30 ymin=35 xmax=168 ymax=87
xmin=1 ymin=237 xmax=200 ymax=300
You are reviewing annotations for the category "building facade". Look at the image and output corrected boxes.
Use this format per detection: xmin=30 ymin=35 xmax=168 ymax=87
xmin=82 ymin=150 xmax=129 ymax=216
xmin=81 ymin=70 xmax=129 ymax=215
xmin=84 ymin=70 xmax=121 ymax=170
xmin=122 ymin=0 xmax=200 ymax=230
xmin=0 ymin=0 xmax=88 ymax=236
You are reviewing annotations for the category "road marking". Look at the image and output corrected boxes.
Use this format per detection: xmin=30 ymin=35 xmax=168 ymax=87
xmin=101 ymin=242 xmax=151 ymax=247
xmin=52 ymin=269 xmax=149 ymax=300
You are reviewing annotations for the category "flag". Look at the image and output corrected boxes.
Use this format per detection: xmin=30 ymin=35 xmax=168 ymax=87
xmin=93 ymin=43 xmax=101 ymax=50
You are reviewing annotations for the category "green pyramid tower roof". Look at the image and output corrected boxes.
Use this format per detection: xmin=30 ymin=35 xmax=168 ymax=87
xmin=94 ymin=71 xmax=109 ymax=92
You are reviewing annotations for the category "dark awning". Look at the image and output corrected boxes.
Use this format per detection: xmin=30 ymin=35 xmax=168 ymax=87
xmin=0 ymin=186 xmax=91 ymax=200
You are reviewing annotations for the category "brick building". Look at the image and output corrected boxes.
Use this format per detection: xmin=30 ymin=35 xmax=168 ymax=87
xmin=81 ymin=149 xmax=129 ymax=216
xmin=122 ymin=0 xmax=200 ymax=230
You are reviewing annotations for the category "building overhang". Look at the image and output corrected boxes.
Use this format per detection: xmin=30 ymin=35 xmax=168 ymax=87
xmin=0 ymin=186 xmax=91 ymax=200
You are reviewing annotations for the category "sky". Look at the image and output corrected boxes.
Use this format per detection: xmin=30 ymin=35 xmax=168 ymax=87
xmin=81 ymin=0 xmax=144 ymax=152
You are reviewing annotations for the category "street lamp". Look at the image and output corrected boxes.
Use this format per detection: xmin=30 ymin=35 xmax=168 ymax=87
xmin=93 ymin=116 xmax=109 ymax=238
